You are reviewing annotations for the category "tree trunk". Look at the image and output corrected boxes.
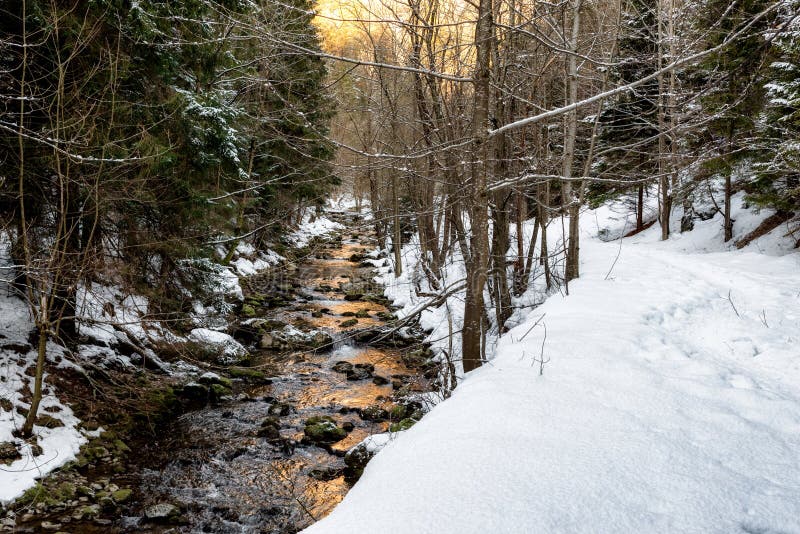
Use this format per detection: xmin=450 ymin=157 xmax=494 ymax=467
xmin=21 ymin=321 xmax=48 ymax=438
xmin=491 ymin=190 xmax=512 ymax=330
xmin=563 ymin=0 xmax=582 ymax=283
xmin=657 ymin=0 xmax=671 ymax=240
xmin=637 ymin=184 xmax=644 ymax=231
xmin=462 ymin=0 xmax=493 ymax=372
xmin=392 ymin=173 xmax=403 ymax=277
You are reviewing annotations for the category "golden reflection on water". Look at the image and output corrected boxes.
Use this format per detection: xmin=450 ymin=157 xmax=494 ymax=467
xmin=326 ymin=243 xmax=367 ymax=259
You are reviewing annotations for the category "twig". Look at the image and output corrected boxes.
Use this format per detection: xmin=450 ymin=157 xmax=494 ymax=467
xmin=605 ymin=216 xmax=629 ymax=280
xmin=726 ymin=290 xmax=741 ymax=318
xmin=518 ymin=313 xmax=546 ymax=342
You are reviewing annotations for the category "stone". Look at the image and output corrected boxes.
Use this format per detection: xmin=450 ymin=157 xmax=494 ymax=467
xmin=178 ymin=382 xmax=208 ymax=403
xmin=144 ymin=503 xmax=181 ymax=523
xmin=309 ymin=467 xmax=344 ymax=481
xmin=35 ymin=415 xmax=64 ymax=429
xmin=267 ymin=402 xmax=293 ymax=417
xmin=389 ymin=418 xmax=418 ymax=432
xmin=40 ymin=521 xmax=61 ymax=531
xmin=74 ymin=504 xmax=100 ymax=520
xmin=372 ymin=375 xmax=389 ymax=386
xmin=112 ymin=489 xmax=132 ymax=503
xmin=0 ymin=441 xmax=20 ymax=464
xmin=339 ymin=318 xmax=358 ymax=328
xmin=343 ymin=443 xmax=376 ymax=482
xmin=198 ymin=372 xmax=232 ymax=388
xmin=303 ymin=417 xmax=347 ymax=444
xmin=332 ymin=361 xmax=353 ymax=374
xmin=345 ymin=363 xmax=374 ymax=381
xmin=359 ymin=405 xmax=389 ymax=422
xmin=209 ymin=383 xmax=232 ymax=401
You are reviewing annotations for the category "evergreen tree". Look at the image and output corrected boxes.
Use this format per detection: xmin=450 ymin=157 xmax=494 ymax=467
xmin=752 ymin=0 xmax=800 ymax=212
xmin=594 ymin=0 xmax=660 ymax=231
xmin=696 ymin=0 xmax=773 ymax=240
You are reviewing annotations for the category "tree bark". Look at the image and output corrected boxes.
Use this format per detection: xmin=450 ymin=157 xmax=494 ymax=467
xmin=462 ymin=0 xmax=493 ymax=372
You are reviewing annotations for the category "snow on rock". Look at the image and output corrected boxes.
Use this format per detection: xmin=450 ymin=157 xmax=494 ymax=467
xmin=304 ymin=203 xmax=800 ymax=534
xmin=288 ymin=210 xmax=345 ymax=248
xmin=188 ymin=328 xmax=248 ymax=364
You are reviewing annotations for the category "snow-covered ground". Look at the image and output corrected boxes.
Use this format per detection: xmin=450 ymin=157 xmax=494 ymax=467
xmin=304 ymin=196 xmax=800 ymax=533
xmin=0 ymin=241 xmax=86 ymax=504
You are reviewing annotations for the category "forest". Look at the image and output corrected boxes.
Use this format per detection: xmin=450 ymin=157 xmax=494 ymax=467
xmin=0 ymin=0 xmax=799 ymax=532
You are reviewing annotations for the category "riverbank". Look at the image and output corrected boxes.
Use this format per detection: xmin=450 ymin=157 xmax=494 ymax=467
xmin=304 ymin=198 xmax=800 ymax=534
xmin=1 ymin=205 xmax=439 ymax=533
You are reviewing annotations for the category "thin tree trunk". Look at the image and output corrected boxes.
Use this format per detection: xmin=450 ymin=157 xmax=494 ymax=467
xmin=462 ymin=0 xmax=493 ymax=372
xmin=392 ymin=173 xmax=403 ymax=277
xmin=21 ymin=322 xmax=48 ymax=437
xmin=563 ymin=0 xmax=582 ymax=282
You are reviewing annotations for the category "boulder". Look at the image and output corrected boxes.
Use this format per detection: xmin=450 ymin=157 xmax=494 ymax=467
xmin=346 ymin=363 xmax=374 ymax=381
xmin=303 ymin=416 xmax=347 ymax=444
xmin=188 ymin=328 xmax=249 ymax=365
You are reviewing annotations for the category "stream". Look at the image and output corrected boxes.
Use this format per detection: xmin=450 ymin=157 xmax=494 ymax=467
xmin=123 ymin=212 xmax=431 ymax=533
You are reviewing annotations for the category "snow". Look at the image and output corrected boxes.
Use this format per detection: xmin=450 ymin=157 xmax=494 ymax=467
xmin=304 ymin=198 xmax=800 ymax=534
xmin=288 ymin=210 xmax=345 ymax=247
xmin=188 ymin=328 xmax=248 ymax=364
xmin=0 ymin=238 xmax=86 ymax=504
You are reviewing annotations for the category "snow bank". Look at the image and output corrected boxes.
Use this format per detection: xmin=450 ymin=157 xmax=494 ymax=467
xmin=304 ymin=200 xmax=800 ymax=534
xmin=288 ymin=210 xmax=345 ymax=248
xmin=0 ymin=239 xmax=86 ymax=504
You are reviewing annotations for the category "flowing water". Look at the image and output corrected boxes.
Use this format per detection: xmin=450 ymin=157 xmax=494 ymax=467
xmin=125 ymin=219 xmax=429 ymax=533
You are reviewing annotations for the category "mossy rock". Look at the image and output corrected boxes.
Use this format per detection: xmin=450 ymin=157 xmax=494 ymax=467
xmin=209 ymin=383 xmax=232 ymax=401
xmin=84 ymin=446 xmax=110 ymax=462
xmin=355 ymin=309 xmax=371 ymax=319
xmin=389 ymin=404 xmax=407 ymax=420
xmin=389 ymin=418 xmax=417 ymax=432
xmin=359 ymin=405 xmax=389 ymax=421
xmin=75 ymin=504 xmax=101 ymax=520
xmin=112 ymin=489 xmax=132 ymax=503
xmin=376 ymin=311 xmax=395 ymax=322
xmin=198 ymin=374 xmax=233 ymax=389
xmin=228 ymin=367 xmax=269 ymax=382
xmin=241 ymin=304 xmax=257 ymax=317
xmin=246 ymin=293 xmax=268 ymax=304
xmin=113 ymin=439 xmax=131 ymax=454
xmin=339 ymin=318 xmax=358 ymax=328
xmin=304 ymin=417 xmax=347 ymax=444
xmin=176 ymin=383 xmax=208 ymax=404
